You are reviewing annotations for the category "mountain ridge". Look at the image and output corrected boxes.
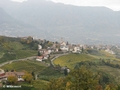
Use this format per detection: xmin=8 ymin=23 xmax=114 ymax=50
xmin=0 ymin=0 xmax=120 ymax=44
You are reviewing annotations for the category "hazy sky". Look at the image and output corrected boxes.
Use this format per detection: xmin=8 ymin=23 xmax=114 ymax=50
xmin=11 ymin=0 xmax=120 ymax=11
xmin=11 ymin=0 xmax=27 ymax=2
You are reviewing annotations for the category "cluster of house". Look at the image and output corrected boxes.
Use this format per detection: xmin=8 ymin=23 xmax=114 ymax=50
xmin=36 ymin=44 xmax=52 ymax=61
xmin=0 ymin=69 xmax=25 ymax=82
xmin=36 ymin=39 xmax=118 ymax=62
xmin=89 ymin=45 xmax=115 ymax=54
xmin=36 ymin=41 xmax=84 ymax=62
xmin=105 ymin=49 xmax=115 ymax=54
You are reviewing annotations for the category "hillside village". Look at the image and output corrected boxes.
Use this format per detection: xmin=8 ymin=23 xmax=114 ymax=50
xmin=0 ymin=36 xmax=120 ymax=89
xmin=36 ymin=38 xmax=116 ymax=62
xmin=0 ymin=0 xmax=120 ymax=89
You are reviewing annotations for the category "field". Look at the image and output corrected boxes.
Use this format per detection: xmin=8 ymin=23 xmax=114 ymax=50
xmin=0 ymin=36 xmax=39 ymax=63
xmin=15 ymin=50 xmax=37 ymax=59
xmin=32 ymin=80 xmax=49 ymax=90
xmin=1 ymin=59 xmax=64 ymax=80
xmin=1 ymin=59 xmax=64 ymax=89
xmin=39 ymin=67 xmax=64 ymax=81
xmin=53 ymin=53 xmax=96 ymax=69
xmin=53 ymin=50 xmax=120 ymax=69
xmin=1 ymin=60 xmax=47 ymax=74
xmin=9 ymin=42 xmax=24 ymax=50
xmin=0 ymin=50 xmax=37 ymax=63
xmin=53 ymin=50 xmax=120 ymax=84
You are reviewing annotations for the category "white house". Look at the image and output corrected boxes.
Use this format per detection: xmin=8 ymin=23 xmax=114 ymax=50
xmin=105 ymin=49 xmax=115 ymax=54
xmin=60 ymin=46 xmax=69 ymax=51
xmin=38 ymin=44 xmax=42 ymax=50
xmin=61 ymin=41 xmax=66 ymax=46
xmin=36 ymin=56 xmax=44 ymax=61
xmin=0 ymin=72 xmax=25 ymax=82
xmin=73 ymin=46 xmax=81 ymax=53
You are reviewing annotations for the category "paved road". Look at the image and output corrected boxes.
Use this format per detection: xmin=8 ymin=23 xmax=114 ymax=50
xmin=0 ymin=56 xmax=36 ymax=67
xmin=0 ymin=53 xmax=70 ymax=67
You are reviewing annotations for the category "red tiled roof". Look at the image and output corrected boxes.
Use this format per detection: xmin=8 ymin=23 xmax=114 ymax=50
xmin=0 ymin=73 xmax=5 ymax=77
xmin=5 ymin=72 xmax=16 ymax=77
xmin=15 ymin=72 xmax=25 ymax=76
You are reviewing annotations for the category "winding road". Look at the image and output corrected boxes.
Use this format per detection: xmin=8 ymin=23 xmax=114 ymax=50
xmin=0 ymin=53 xmax=70 ymax=67
xmin=51 ymin=53 xmax=69 ymax=66
xmin=0 ymin=56 xmax=36 ymax=67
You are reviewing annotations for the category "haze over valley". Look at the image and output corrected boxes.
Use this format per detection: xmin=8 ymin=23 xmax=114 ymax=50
xmin=0 ymin=0 xmax=120 ymax=44
xmin=1 ymin=1 xmax=120 ymax=89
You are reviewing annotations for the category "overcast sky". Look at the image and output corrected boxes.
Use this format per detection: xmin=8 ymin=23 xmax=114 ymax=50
xmin=11 ymin=0 xmax=120 ymax=11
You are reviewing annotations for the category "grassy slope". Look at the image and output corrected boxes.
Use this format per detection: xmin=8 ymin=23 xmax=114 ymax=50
xmin=53 ymin=50 xmax=120 ymax=69
xmin=15 ymin=50 xmax=37 ymax=59
xmin=32 ymin=80 xmax=49 ymax=90
xmin=53 ymin=50 xmax=120 ymax=84
xmin=53 ymin=54 xmax=95 ymax=69
xmin=96 ymin=66 xmax=120 ymax=83
xmin=9 ymin=42 xmax=24 ymax=50
xmin=0 ymin=50 xmax=37 ymax=63
xmin=39 ymin=67 xmax=64 ymax=81
xmin=1 ymin=60 xmax=47 ymax=74
xmin=0 ymin=41 xmax=37 ymax=63
xmin=0 ymin=52 xmax=4 ymax=58
xmin=1 ymin=60 xmax=63 ymax=89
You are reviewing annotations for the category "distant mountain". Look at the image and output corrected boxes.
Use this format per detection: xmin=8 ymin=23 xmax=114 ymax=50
xmin=1 ymin=0 xmax=120 ymax=44
xmin=0 ymin=7 xmax=47 ymax=38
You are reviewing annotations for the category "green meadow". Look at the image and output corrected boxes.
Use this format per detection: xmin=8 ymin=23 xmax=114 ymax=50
xmin=53 ymin=53 xmax=95 ymax=69
xmin=53 ymin=49 xmax=120 ymax=69
xmin=1 ymin=60 xmax=47 ymax=74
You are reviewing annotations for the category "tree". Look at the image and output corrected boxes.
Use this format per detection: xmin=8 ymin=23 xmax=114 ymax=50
xmin=104 ymin=84 xmax=117 ymax=90
xmin=47 ymin=41 xmax=53 ymax=47
xmin=66 ymin=41 xmax=69 ymax=45
xmin=23 ymin=72 xmax=33 ymax=83
xmin=46 ymin=77 xmax=67 ymax=90
xmin=7 ymin=76 xmax=17 ymax=84
xmin=38 ymin=51 xmax=41 ymax=56
xmin=0 ymin=36 xmax=4 ymax=43
xmin=46 ymin=67 xmax=99 ymax=90
xmin=27 ymin=36 xmax=33 ymax=44
xmin=82 ymin=46 xmax=84 ymax=53
xmin=64 ymin=68 xmax=68 ymax=76
xmin=67 ymin=66 xmax=98 ymax=90
xmin=31 ymin=71 xmax=35 ymax=80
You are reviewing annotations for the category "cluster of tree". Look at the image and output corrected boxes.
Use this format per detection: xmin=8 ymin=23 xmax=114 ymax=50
xmin=0 ymin=36 xmax=55 ymax=52
xmin=74 ymin=61 xmax=96 ymax=69
xmin=46 ymin=67 xmax=118 ymax=90
xmin=0 ymin=36 xmax=21 ymax=43
xmin=7 ymin=76 xmax=18 ymax=85
xmin=52 ymin=64 xmax=69 ymax=76
xmin=0 ymin=36 xmax=22 ymax=51
xmin=74 ymin=59 xmax=120 ymax=70
xmin=6 ymin=71 xmax=33 ymax=85
xmin=40 ymin=40 xmax=54 ymax=49
xmin=101 ymin=60 xmax=120 ymax=69
xmin=20 ymin=36 xmax=39 ymax=50
xmin=0 ymin=36 xmax=38 ymax=51
xmin=23 ymin=72 xmax=33 ymax=83
xmin=87 ymin=49 xmax=101 ymax=56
